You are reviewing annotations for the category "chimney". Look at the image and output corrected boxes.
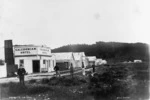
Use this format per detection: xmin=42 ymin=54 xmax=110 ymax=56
xmin=4 ymin=40 xmax=14 ymax=65
xmin=4 ymin=40 xmax=18 ymax=77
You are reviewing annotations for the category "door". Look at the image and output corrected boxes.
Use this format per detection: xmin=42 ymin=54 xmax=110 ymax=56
xmin=32 ymin=60 xmax=40 ymax=73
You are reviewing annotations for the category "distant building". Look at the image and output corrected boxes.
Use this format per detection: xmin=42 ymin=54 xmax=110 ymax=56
xmin=134 ymin=60 xmax=142 ymax=63
xmin=82 ymin=56 xmax=89 ymax=67
xmin=73 ymin=52 xmax=88 ymax=68
xmin=87 ymin=56 xmax=97 ymax=66
xmin=52 ymin=52 xmax=88 ymax=69
xmin=14 ymin=45 xmax=56 ymax=73
xmin=95 ymin=59 xmax=107 ymax=66
xmin=52 ymin=52 xmax=76 ymax=70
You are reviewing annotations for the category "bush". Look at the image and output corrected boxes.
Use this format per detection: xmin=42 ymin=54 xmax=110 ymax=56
xmin=29 ymin=79 xmax=36 ymax=84
xmin=1 ymin=83 xmax=10 ymax=87
xmin=41 ymin=78 xmax=50 ymax=84
xmin=48 ymin=76 xmax=87 ymax=86
xmin=27 ymin=85 xmax=50 ymax=95
xmin=8 ymin=82 xmax=27 ymax=96
xmin=88 ymin=65 xmax=136 ymax=97
xmin=2 ymin=82 xmax=50 ymax=96
xmin=48 ymin=77 xmax=59 ymax=85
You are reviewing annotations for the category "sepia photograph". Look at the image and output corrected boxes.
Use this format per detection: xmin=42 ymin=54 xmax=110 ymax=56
xmin=0 ymin=0 xmax=149 ymax=100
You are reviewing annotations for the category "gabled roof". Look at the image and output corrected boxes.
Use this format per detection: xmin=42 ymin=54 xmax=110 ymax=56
xmin=87 ymin=56 xmax=97 ymax=61
xmin=52 ymin=52 xmax=75 ymax=61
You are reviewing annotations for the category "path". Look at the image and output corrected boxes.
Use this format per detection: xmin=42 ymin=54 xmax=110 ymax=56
xmin=0 ymin=67 xmax=93 ymax=84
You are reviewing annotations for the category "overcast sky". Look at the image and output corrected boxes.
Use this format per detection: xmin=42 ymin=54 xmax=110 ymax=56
xmin=0 ymin=0 xmax=150 ymax=58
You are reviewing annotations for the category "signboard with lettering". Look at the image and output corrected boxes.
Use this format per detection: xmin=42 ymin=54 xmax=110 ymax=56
xmin=37 ymin=47 xmax=51 ymax=56
xmin=14 ymin=46 xmax=51 ymax=56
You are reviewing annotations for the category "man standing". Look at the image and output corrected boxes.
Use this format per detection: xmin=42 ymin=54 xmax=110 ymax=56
xmin=17 ymin=64 xmax=26 ymax=85
xmin=82 ymin=62 xmax=85 ymax=75
xmin=92 ymin=64 xmax=95 ymax=73
xmin=54 ymin=64 xmax=60 ymax=77
xmin=70 ymin=63 xmax=74 ymax=78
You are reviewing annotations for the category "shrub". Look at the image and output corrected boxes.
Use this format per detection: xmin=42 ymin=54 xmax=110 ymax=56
xmin=48 ymin=77 xmax=59 ymax=85
xmin=27 ymin=85 xmax=50 ymax=95
xmin=41 ymin=78 xmax=50 ymax=84
xmin=8 ymin=82 xmax=27 ymax=96
xmin=88 ymin=65 xmax=136 ymax=98
xmin=48 ymin=76 xmax=87 ymax=86
xmin=29 ymin=79 xmax=36 ymax=84
xmin=1 ymin=83 xmax=9 ymax=87
xmin=2 ymin=82 xmax=50 ymax=96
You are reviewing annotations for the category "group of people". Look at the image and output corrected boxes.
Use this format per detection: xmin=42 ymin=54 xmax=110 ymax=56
xmin=17 ymin=63 xmax=62 ymax=86
xmin=17 ymin=63 xmax=61 ymax=85
xmin=17 ymin=62 xmax=96 ymax=85
xmin=54 ymin=63 xmax=96 ymax=77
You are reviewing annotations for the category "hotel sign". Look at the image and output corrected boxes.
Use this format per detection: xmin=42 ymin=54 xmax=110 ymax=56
xmin=14 ymin=46 xmax=51 ymax=56
xmin=38 ymin=47 xmax=51 ymax=56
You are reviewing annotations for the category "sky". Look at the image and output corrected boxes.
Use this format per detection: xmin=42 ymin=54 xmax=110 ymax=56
xmin=0 ymin=0 xmax=150 ymax=59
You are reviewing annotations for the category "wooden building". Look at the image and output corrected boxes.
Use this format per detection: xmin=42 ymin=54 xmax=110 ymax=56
xmin=14 ymin=45 xmax=56 ymax=73
xmin=73 ymin=52 xmax=88 ymax=68
xmin=52 ymin=52 xmax=76 ymax=70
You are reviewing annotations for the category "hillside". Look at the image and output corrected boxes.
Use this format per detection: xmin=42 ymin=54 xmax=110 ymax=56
xmin=52 ymin=41 xmax=149 ymax=63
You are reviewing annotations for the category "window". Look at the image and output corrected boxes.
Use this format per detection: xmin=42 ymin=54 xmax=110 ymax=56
xmin=0 ymin=60 xmax=5 ymax=65
xmin=20 ymin=59 xmax=24 ymax=65
xmin=43 ymin=60 xmax=45 ymax=64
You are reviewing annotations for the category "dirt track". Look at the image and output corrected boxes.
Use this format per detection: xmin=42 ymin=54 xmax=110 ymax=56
xmin=0 ymin=68 xmax=92 ymax=84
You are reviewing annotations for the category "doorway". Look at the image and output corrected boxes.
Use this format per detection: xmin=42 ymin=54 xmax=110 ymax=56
xmin=33 ymin=60 xmax=40 ymax=73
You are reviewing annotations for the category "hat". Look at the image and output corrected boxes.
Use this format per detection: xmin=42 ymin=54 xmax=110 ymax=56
xmin=19 ymin=64 xmax=24 ymax=68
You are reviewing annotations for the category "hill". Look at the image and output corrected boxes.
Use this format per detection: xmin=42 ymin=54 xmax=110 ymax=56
xmin=52 ymin=41 xmax=149 ymax=63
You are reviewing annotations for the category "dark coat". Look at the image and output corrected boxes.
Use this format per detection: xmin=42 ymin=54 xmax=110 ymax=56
xmin=17 ymin=68 xmax=26 ymax=76
xmin=54 ymin=65 xmax=59 ymax=71
xmin=92 ymin=65 xmax=95 ymax=72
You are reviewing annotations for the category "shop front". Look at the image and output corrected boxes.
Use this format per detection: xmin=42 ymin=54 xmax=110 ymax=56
xmin=14 ymin=45 xmax=56 ymax=74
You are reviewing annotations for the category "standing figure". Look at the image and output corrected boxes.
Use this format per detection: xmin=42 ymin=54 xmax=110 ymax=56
xmin=70 ymin=63 xmax=74 ymax=78
xmin=82 ymin=62 xmax=85 ymax=75
xmin=17 ymin=64 xmax=26 ymax=85
xmin=92 ymin=64 xmax=95 ymax=73
xmin=54 ymin=64 xmax=60 ymax=77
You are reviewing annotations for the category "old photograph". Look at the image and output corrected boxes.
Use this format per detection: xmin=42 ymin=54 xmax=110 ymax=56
xmin=0 ymin=0 xmax=149 ymax=100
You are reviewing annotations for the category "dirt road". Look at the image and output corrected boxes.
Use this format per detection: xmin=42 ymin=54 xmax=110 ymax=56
xmin=0 ymin=68 xmax=92 ymax=84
